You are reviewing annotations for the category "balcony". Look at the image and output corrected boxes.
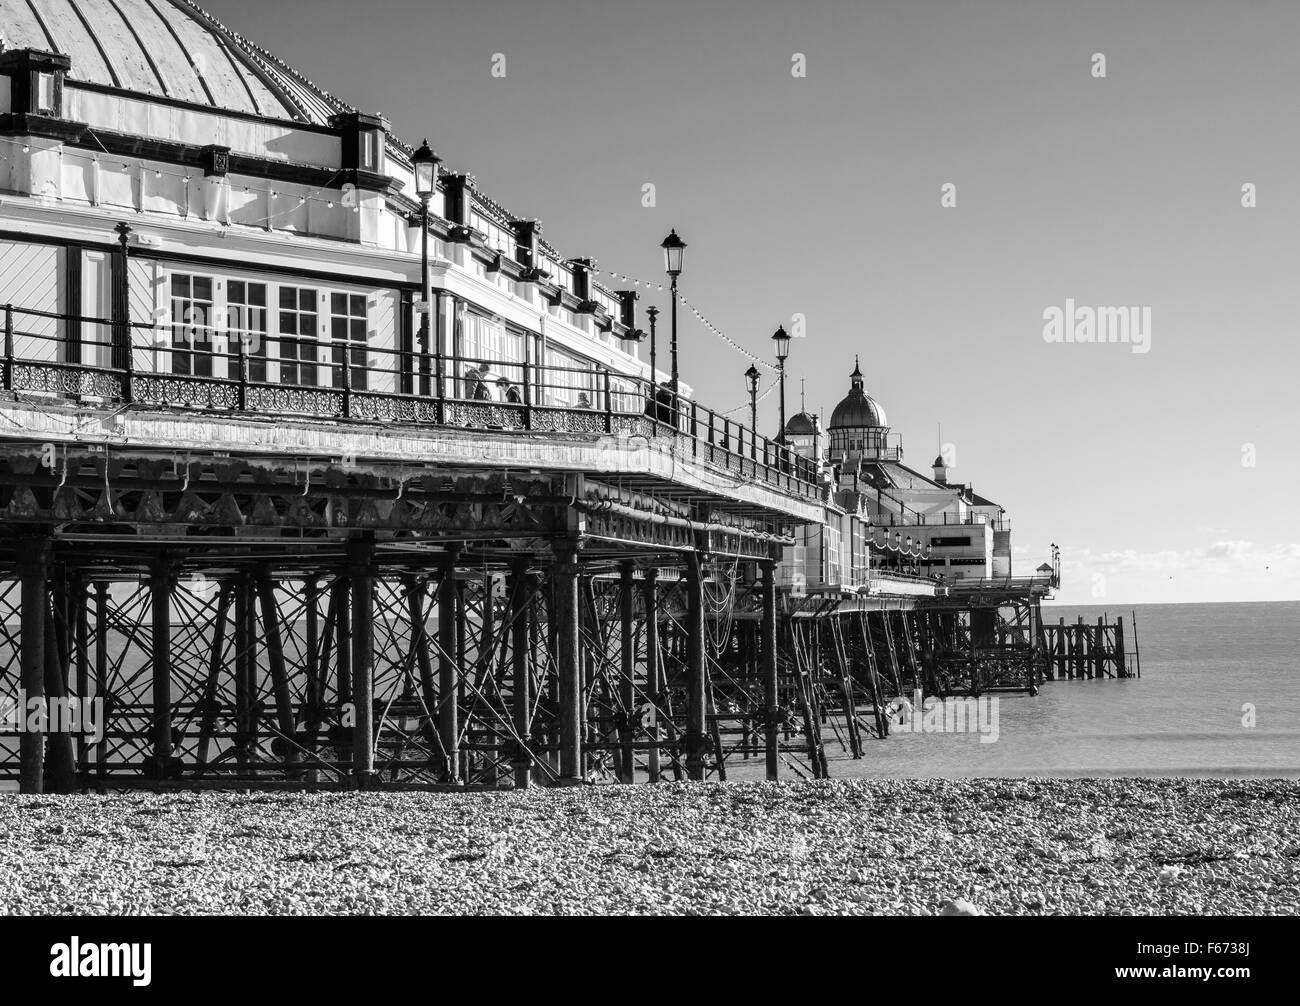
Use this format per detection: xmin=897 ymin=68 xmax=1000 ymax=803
xmin=0 ymin=303 xmax=821 ymax=500
xmin=866 ymin=510 xmax=1010 ymax=532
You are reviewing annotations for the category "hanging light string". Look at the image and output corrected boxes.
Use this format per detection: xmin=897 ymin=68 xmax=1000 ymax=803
xmin=601 ymin=268 xmax=664 ymax=293
xmin=595 ymin=265 xmax=778 ymax=372
xmin=674 ymin=288 xmax=778 ymax=372
xmin=8 ymin=134 xmax=356 ymax=227
xmin=719 ymin=374 xmax=778 ymax=418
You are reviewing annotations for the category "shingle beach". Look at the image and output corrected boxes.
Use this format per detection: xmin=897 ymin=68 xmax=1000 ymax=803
xmin=2 ymin=778 xmax=1296 ymax=916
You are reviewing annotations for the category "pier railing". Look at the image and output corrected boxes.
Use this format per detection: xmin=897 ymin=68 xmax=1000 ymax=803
xmin=0 ymin=304 xmax=819 ymax=498
xmin=866 ymin=510 xmax=1010 ymax=531
xmin=947 ymin=574 xmax=1055 ymax=593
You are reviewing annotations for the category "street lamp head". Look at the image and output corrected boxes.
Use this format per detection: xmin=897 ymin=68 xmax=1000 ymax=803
xmin=646 ymin=305 xmax=659 ymax=326
xmin=660 ymin=229 xmax=686 ymax=277
xmin=412 ymin=139 xmax=440 ymax=200
xmin=744 ymin=364 xmax=760 ymax=394
xmin=771 ymin=325 xmax=791 ymax=363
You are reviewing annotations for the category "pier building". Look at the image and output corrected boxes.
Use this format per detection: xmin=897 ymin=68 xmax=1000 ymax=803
xmin=0 ymin=0 xmax=1063 ymax=791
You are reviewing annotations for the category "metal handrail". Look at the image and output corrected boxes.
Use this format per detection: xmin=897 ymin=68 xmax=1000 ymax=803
xmin=866 ymin=510 xmax=1011 ymax=531
xmin=0 ymin=302 xmax=820 ymax=496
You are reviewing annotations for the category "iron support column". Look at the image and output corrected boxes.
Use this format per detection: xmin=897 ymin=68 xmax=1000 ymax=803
xmin=437 ymin=552 xmax=460 ymax=783
xmin=685 ymin=552 xmax=707 ymax=781
xmin=17 ymin=538 xmax=48 ymax=793
xmin=761 ymin=558 xmax=779 ymax=780
xmin=555 ymin=547 xmax=583 ymax=783
xmin=619 ymin=561 xmax=636 ymax=784
xmin=347 ymin=537 xmax=376 ymax=788
xmin=149 ymin=552 xmax=172 ymax=780
xmin=643 ymin=569 xmax=661 ymax=783
xmin=510 ymin=559 xmax=533 ymax=788
xmin=256 ymin=570 xmax=301 ymax=774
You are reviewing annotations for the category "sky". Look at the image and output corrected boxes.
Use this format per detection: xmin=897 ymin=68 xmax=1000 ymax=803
xmin=201 ymin=0 xmax=1300 ymax=605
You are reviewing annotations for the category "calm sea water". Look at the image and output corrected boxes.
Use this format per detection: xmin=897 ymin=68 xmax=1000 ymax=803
xmin=4 ymin=600 xmax=1295 ymax=786
xmin=775 ymin=600 xmax=1300 ymax=779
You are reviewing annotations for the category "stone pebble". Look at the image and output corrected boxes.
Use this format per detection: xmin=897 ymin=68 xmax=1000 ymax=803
xmin=0 ymin=778 xmax=1295 ymax=916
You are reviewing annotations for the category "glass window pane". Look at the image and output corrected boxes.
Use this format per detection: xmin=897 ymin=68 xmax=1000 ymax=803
xmin=37 ymin=73 xmax=56 ymax=112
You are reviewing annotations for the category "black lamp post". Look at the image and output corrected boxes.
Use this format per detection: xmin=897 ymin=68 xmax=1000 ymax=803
xmin=412 ymin=139 xmax=440 ymax=397
xmin=646 ymin=305 xmax=660 ymax=422
xmin=771 ymin=325 xmax=791 ymax=442
xmin=744 ymin=364 xmax=760 ymax=444
xmin=661 ymin=229 xmax=686 ymax=420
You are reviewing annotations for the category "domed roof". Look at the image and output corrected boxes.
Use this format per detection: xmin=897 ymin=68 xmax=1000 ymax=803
xmin=0 ymin=0 xmax=351 ymax=124
xmin=933 ymin=455 xmax=946 ymax=468
xmin=784 ymin=412 xmax=817 ymax=437
xmin=828 ymin=358 xmax=887 ymax=431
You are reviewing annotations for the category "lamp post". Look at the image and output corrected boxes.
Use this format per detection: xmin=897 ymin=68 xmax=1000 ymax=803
xmin=645 ymin=305 xmax=660 ymax=423
xmin=744 ymin=364 xmax=760 ymax=456
xmin=412 ymin=139 xmax=440 ymax=398
xmin=771 ymin=326 xmax=791 ymax=473
xmin=660 ymin=229 xmax=685 ymax=422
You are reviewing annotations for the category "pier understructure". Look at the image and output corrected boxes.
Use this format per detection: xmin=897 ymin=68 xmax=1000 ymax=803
xmin=0 ymin=330 xmax=1060 ymax=794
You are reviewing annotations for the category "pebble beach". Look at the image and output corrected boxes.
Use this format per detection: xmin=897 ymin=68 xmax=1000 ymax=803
xmin=2 ymin=778 xmax=1296 ymax=915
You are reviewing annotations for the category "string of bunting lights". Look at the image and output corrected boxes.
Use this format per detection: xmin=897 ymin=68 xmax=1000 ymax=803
xmin=595 ymin=266 xmax=778 ymax=372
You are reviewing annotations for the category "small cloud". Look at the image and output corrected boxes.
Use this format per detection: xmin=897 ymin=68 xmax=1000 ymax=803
xmin=1205 ymin=540 xmax=1254 ymax=561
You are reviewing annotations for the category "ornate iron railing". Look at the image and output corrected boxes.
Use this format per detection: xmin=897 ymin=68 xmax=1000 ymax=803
xmin=1 ymin=303 xmax=820 ymax=499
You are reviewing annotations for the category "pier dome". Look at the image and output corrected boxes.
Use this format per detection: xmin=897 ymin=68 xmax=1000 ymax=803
xmin=0 ymin=0 xmax=351 ymax=124
xmin=783 ymin=412 xmax=817 ymax=437
xmin=828 ymin=358 xmax=887 ymax=431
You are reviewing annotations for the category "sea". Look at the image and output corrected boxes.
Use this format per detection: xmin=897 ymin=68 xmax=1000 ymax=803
xmin=3 ymin=600 xmax=1297 ymax=786
xmin=766 ymin=600 xmax=1300 ymax=779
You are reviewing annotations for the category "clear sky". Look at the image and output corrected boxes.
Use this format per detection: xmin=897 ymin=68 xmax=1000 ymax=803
xmin=202 ymin=0 xmax=1300 ymax=605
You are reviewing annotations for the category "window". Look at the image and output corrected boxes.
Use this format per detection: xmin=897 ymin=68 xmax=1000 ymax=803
xmin=36 ymin=73 xmax=56 ymax=114
xmin=608 ymin=374 xmax=637 ymax=414
xmin=930 ymin=536 xmax=972 ymax=548
xmin=360 ymin=131 xmax=379 ymax=171
xmin=171 ymin=274 xmax=213 ymax=377
xmin=228 ymin=281 xmax=268 ymax=382
xmin=469 ymin=208 xmax=515 ymax=259
xmin=458 ymin=312 xmax=525 ymax=399
xmin=543 ymin=344 xmax=594 ymax=407
xmin=330 ymin=292 xmax=368 ymax=390
xmin=278 ymin=286 xmax=318 ymax=386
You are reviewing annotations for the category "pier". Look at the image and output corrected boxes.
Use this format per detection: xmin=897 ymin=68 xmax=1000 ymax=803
xmin=1042 ymin=614 xmax=1141 ymax=680
xmin=0 ymin=1 xmax=1071 ymax=792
